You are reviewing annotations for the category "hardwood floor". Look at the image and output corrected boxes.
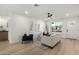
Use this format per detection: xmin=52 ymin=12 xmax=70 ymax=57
xmin=0 ymin=38 xmax=79 ymax=55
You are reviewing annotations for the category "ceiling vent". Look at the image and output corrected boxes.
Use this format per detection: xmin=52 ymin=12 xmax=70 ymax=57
xmin=34 ymin=4 xmax=39 ymax=7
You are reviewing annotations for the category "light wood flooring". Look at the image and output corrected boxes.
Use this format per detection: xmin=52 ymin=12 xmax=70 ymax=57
xmin=0 ymin=38 xmax=79 ymax=55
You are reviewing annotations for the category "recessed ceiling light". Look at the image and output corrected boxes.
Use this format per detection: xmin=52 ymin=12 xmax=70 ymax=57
xmin=72 ymin=21 xmax=76 ymax=24
xmin=25 ymin=10 xmax=28 ymax=15
xmin=66 ymin=13 xmax=69 ymax=16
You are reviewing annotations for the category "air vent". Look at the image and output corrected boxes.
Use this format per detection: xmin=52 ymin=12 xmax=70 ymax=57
xmin=34 ymin=4 xmax=39 ymax=7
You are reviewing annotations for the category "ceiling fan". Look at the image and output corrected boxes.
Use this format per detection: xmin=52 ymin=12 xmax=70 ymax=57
xmin=48 ymin=13 xmax=52 ymax=18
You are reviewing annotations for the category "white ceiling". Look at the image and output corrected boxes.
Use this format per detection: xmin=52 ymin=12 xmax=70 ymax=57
xmin=0 ymin=4 xmax=79 ymax=19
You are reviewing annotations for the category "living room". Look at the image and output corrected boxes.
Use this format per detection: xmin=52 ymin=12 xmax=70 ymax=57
xmin=0 ymin=4 xmax=79 ymax=55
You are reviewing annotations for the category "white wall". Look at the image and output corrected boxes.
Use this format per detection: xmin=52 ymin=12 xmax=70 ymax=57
xmin=61 ymin=17 xmax=79 ymax=39
xmin=32 ymin=20 xmax=45 ymax=33
xmin=32 ymin=20 xmax=46 ymax=40
xmin=8 ymin=15 xmax=46 ymax=44
xmin=8 ymin=15 xmax=33 ymax=44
